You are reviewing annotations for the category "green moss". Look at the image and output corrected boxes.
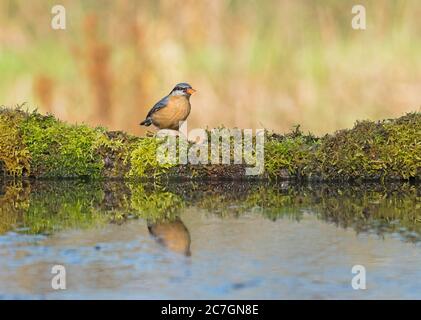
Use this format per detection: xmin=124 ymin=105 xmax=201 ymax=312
xmin=0 ymin=107 xmax=419 ymax=181
xmin=19 ymin=111 xmax=104 ymax=178
xmin=93 ymin=130 xmax=138 ymax=178
xmin=0 ymin=108 xmax=31 ymax=176
xmin=264 ymin=113 xmax=420 ymax=181
xmin=314 ymin=113 xmax=421 ymax=180
xmin=127 ymin=136 xmax=176 ymax=179
xmin=264 ymin=129 xmax=319 ymax=178
xmin=0 ymin=108 xmax=177 ymax=180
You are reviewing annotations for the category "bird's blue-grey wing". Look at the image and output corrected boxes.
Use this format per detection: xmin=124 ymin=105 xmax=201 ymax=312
xmin=146 ymin=95 xmax=169 ymax=118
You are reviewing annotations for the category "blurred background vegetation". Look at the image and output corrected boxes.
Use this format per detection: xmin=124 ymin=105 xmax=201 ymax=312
xmin=0 ymin=0 xmax=420 ymax=135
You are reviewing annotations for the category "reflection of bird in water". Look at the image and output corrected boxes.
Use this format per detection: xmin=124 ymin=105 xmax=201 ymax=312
xmin=147 ymin=217 xmax=191 ymax=256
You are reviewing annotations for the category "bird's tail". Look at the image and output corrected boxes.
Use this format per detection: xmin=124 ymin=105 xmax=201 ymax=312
xmin=140 ymin=118 xmax=152 ymax=126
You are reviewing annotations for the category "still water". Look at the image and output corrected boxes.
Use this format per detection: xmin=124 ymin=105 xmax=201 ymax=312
xmin=0 ymin=180 xmax=420 ymax=299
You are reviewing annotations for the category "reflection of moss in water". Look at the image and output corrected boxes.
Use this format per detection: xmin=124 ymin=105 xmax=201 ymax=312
xmin=312 ymin=184 xmax=421 ymax=240
xmin=128 ymin=183 xmax=184 ymax=222
xmin=0 ymin=180 xmax=186 ymax=234
xmin=244 ymin=185 xmax=305 ymax=221
xmin=253 ymin=183 xmax=421 ymax=241
xmin=190 ymin=182 xmax=421 ymax=241
xmin=196 ymin=184 xmax=305 ymax=220
xmin=0 ymin=181 xmax=30 ymax=233
xmin=0 ymin=181 xmax=109 ymax=234
xmin=0 ymin=180 xmax=419 ymax=242
xmin=20 ymin=182 xmax=109 ymax=234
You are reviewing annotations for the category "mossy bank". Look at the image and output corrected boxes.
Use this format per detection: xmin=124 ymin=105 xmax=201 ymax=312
xmin=0 ymin=107 xmax=420 ymax=181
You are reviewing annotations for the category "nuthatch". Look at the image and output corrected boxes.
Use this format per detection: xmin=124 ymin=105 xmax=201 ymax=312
xmin=140 ymin=83 xmax=196 ymax=130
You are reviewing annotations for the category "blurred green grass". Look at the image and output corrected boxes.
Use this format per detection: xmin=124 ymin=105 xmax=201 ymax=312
xmin=0 ymin=0 xmax=420 ymax=134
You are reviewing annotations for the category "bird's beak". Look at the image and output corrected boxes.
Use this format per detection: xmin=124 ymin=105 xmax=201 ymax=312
xmin=186 ymin=88 xmax=196 ymax=95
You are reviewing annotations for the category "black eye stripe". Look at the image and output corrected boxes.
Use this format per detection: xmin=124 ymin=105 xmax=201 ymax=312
xmin=174 ymin=86 xmax=191 ymax=92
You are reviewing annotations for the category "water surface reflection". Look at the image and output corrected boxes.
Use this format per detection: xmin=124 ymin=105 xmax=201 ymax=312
xmin=0 ymin=180 xmax=419 ymax=298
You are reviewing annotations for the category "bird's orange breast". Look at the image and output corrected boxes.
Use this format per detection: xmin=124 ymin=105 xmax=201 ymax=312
xmin=151 ymin=96 xmax=191 ymax=130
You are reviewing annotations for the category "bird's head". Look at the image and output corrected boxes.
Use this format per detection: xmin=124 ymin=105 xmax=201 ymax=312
xmin=170 ymin=83 xmax=196 ymax=97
